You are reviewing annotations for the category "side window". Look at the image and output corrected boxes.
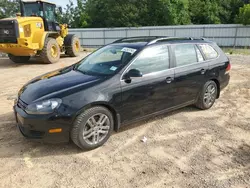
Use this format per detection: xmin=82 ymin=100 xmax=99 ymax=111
xmin=44 ymin=4 xmax=56 ymax=22
xmin=174 ymin=44 xmax=198 ymax=67
xmin=199 ymin=44 xmax=218 ymax=60
xmin=196 ymin=46 xmax=204 ymax=62
xmin=129 ymin=45 xmax=169 ymax=75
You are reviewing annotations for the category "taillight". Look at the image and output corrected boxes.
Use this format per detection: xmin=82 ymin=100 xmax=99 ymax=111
xmin=226 ymin=63 xmax=231 ymax=74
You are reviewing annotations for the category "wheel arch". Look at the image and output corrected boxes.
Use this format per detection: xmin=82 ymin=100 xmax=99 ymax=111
xmin=34 ymin=32 xmax=59 ymax=50
xmin=210 ymin=78 xmax=220 ymax=98
xmin=74 ymin=102 xmax=121 ymax=132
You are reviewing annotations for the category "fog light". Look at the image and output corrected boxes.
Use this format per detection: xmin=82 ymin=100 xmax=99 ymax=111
xmin=49 ymin=128 xmax=62 ymax=133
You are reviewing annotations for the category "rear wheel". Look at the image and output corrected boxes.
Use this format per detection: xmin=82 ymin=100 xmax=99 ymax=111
xmin=64 ymin=34 xmax=80 ymax=57
xmin=8 ymin=54 xmax=30 ymax=63
xmin=40 ymin=37 xmax=60 ymax=64
xmin=195 ymin=80 xmax=218 ymax=110
xmin=71 ymin=106 xmax=114 ymax=150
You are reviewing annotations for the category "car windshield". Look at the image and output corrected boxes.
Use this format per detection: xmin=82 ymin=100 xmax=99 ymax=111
xmin=75 ymin=45 xmax=138 ymax=76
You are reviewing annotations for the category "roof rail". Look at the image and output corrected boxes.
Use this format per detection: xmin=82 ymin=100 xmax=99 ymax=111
xmin=113 ymin=36 xmax=207 ymax=45
xmin=113 ymin=36 xmax=160 ymax=43
xmin=147 ymin=37 xmax=197 ymax=45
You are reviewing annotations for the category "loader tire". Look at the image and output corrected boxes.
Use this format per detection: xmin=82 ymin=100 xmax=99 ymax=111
xmin=40 ymin=37 xmax=60 ymax=64
xmin=8 ymin=54 xmax=30 ymax=63
xmin=64 ymin=34 xmax=80 ymax=57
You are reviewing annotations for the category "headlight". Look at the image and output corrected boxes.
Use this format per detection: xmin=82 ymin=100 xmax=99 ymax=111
xmin=23 ymin=24 xmax=31 ymax=37
xmin=25 ymin=98 xmax=62 ymax=115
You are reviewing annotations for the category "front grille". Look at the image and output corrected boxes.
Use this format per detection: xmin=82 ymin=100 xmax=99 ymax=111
xmin=17 ymin=98 xmax=28 ymax=110
xmin=0 ymin=19 xmax=19 ymax=44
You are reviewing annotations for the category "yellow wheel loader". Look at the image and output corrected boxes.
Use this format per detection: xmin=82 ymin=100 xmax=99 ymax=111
xmin=0 ymin=0 xmax=81 ymax=64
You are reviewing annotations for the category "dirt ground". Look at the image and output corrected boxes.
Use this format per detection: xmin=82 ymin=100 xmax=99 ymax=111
xmin=0 ymin=54 xmax=249 ymax=188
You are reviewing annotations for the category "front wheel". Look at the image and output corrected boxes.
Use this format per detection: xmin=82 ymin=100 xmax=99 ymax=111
xmin=195 ymin=80 xmax=218 ymax=110
xmin=71 ymin=106 xmax=114 ymax=150
xmin=8 ymin=54 xmax=30 ymax=63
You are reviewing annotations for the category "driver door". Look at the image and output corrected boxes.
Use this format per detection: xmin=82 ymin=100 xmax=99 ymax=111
xmin=120 ymin=45 xmax=175 ymax=124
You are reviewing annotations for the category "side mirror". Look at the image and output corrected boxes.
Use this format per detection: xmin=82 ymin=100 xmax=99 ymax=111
xmin=123 ymin=69 xmax=143 ymax=80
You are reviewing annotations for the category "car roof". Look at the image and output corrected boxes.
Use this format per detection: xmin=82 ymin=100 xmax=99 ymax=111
xmin=112 ymin=36 xmax=212 ymax=48
xmin=111 ymin=42 xmax=148 ymax=49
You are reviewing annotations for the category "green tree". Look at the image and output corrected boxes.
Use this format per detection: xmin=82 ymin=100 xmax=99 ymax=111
xmin=218 ymin=0 xmax=247 ymax=24
xmin=189 ymin=0 xmax=247 ymax=24
xmin=0 ymin=0 xmax=19 ymax=19
xmin=71 ymin=0 xmax=89 ymax=27
xmin=189 ymin=0 xmax=221 ymax=24
xmin=57 ymin=0 xmax=88 ymax=28
xmin=86 ymin=0 xmax=141 ymax=27
xmin=62 ymin=0 xmax=77 ymax=27
xmin=85 ymin=0 xmax=191 ymax=27
xmin=237 ymin=4 xmax=250 ymax=25
xmin=140 ymin=0 xmax=190 ymax=26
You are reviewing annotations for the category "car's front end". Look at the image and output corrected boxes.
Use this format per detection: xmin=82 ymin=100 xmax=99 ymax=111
xmin=13 ymin=43 xmax=140 ymax=145
xmin=13 ymin=65 xmax=105 ymax=143
xmin=14 ymin=96 xmax=74 ymax=143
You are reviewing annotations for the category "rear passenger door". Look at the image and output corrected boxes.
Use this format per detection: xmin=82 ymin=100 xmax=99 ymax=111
xmin=172 ymin=43 xmax=208 ymax=106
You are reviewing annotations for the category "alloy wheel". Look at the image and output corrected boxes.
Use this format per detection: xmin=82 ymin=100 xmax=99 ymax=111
xmin=82 ymin=113 xmax=111 ymax=145
xmin=203 ymin=84 xmax=216 ymax=107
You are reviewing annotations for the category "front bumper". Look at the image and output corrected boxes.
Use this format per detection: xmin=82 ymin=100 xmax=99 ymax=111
xmin=14 ymin=105 xmax=72 ymax=143
xmin=0 ymin=41 xmax=39 ymax=56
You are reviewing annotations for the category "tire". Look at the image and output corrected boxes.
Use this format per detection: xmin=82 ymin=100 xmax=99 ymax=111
xmin=8 ymin=54 xmax=30 ymax=63
xmin=195 ymin=80 xmax=218 ymax=110
xmin=71 ymin=106 xmax=114 ymax=150
xmin=64 ymin=34 xmax=80 ymax=57
xmin=40 ymin=37 xmax=60 ymax=64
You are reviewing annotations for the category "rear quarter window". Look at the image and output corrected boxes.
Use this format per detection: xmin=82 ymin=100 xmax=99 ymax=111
xmin=199 ymin=44 xmax=218 ymax=60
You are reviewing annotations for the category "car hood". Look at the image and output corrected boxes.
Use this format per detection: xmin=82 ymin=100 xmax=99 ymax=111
xmin=19 ymin=67 xmax=102 ymax=104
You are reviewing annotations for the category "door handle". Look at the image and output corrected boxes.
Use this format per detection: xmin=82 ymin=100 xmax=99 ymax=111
xmin=201 ymin=69 xmax=206 ymax=75
xmin=166 ymin=77 xmax=173 ymax=84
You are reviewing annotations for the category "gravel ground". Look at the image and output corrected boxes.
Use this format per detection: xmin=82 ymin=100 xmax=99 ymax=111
xmin=0 ymin=54 xmax=249 ymax=188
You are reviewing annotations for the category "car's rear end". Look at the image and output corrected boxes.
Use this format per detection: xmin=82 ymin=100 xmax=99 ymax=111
xmin=209 ymin=42 xmax=231 ymax=92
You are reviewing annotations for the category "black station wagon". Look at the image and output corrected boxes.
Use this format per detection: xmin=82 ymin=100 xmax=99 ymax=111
xmin=14 ymin=36 xmax=231 ymax=150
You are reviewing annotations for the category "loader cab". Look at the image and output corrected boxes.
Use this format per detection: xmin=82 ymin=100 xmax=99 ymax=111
xmin=20 ymin=0 xmax=60 ymax=32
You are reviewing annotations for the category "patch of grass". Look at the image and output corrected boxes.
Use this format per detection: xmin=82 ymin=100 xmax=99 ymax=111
xmin=222 ymin=48 xmax=250 ymax=55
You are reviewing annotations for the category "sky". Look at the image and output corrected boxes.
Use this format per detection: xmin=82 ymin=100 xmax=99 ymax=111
xmin=50 ymin=0 xmax=77 ymax=7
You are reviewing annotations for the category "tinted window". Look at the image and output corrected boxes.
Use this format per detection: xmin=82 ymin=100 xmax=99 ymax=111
xmin=199 ymin=44 xmax=218 ymax=59
xmin=129 ymin=45 xmax=169 ymax=75
xmin=174 ymin=44 xmax=198 ymax=66
xmin=196 ymin=46 xmax=204 ymax=62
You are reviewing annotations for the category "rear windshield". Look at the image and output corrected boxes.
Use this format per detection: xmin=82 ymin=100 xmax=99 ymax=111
xmin=75 ymin=45 xmax=139 ymax=76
